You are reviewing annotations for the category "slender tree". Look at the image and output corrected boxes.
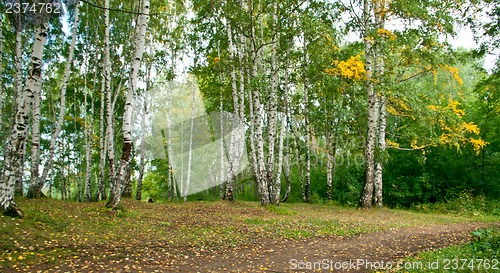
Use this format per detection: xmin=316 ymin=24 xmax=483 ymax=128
xmin=108 ymin=0 xmax=150 ymax=209
xmin=0 ymin=21 xmax=49 ymax=216
xmin=27 ymin=2 xmax=81 ymax=198
xmin=359 ymin=0 xmax=378 ymax=208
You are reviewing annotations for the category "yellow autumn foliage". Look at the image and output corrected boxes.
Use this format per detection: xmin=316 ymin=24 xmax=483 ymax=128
xmin=410 ymin=140 xmax=425 ymax=150
xmin=447 ymin=99 xmax=465 ymax=117
xmin=461 ymin=122 xmax=480 ymax=134
xmin=387 ymin=140 xmax=400 ymax=148
xmin=325 ymin=53 xmax=366 ymax=80
xmin=377 ymin=28 xmax=396 ymax=40
xmin=442 ymin=65 xmax=463 ymax=85
xmin=469 ymin=138 xmax=488 ymax=155
xmin=427 ymin=104 xmax=441 ymax=111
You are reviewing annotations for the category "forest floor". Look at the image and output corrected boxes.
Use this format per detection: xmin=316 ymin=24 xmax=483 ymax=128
xmin=0 ymin=197 xmax=498 ymax=272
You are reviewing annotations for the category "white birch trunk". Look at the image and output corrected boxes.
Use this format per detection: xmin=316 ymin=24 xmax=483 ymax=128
xmin=224 ymin=15 xmax=239 ymax=202
xmin=97 ymin=65 xmax=107 ymax=201
xmin=103 ymin=0 xmax=117 ymax=204
xmin=0 ymin=23 xmax=49 ymax=216
xmin=28 ymin=4 xmax=80 ymax=198
xmin=0 ymin=13 xmax=3 ymax=132
xmin=267 ymin=1 xmax=279 ymax=203
xmin=373 ymin=0 xmax=387 ymax=208
xmin=13 ymin=14 xmax=23 ymax=112
xmin=360 ymin=0 xmax=378 ymax=208
xmin=13 ymin=23 xmax=24 ymax=195
xmin=374 ymin=95 xmax=386 ymax=207
xmin=109 ymin=0 xmax=150 ymax=209
xmin=250 ymin=28 xmax=270 ymax=205
xmin=30 ymin=76 xmax=41 ymax=191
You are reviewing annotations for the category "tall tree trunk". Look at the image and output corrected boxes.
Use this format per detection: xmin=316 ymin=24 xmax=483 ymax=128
xmin=104 ymin=0 xmax=117 ymax=205
xmin=374 ymin=96 xmax=386 ymax=207
xmin=267 ymin=1 xmax=280 ymax=204
xmin=250 ymin=26 xmax=270 ymax=205
xmin=359 ymin=0 xmax=378 ymax=208
xmin=108 ymin=0 xmax=150 ymax=209
xmin=97 ymin=64 xmax=107 ymax=201
xmin=373 ymin=0 xmax=386 ymax=208
xmin=13 ymin=21 xmax=24 ymax=195
xmin=224 ymin=14 xmax=239 ymax=202
xmin=28 ymin=4 xmax=80 ymax=198
xmin=0 ymin=22 xmax=49 ymax=217
xmin=30 ymin=77 xmax=42 ymax=194
xmin=13 ymin=12 xmax=23 ymax=112
xmin=0 ymin=13 xmax=3 ymax=136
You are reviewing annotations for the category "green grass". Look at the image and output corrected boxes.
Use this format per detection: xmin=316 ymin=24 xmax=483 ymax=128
xmin=384 ymin=227 xmax=500 ymax=272
xmin=1 ymin=196 xmax=498 ymax=270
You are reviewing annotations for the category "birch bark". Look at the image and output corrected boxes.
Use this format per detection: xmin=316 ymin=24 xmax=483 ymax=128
xmin=0 ymin=22 xmax=49 ymax=216
xmin=359 ymin=0 xmax=378 ymax=208
xmin=108 ymin=0 xmax=150 ymax=209
xmin=28 ymin=3 xmax=80 ymax=198
xmin=251 ymin=23 xmax=270 ymax=205
xmin=373 ymin=0 xmax=387 ymax=208
xmin=104 ymin=0 xmax=117 ymax=203
xmin=13 ymin=16 xmax=24 ymax=195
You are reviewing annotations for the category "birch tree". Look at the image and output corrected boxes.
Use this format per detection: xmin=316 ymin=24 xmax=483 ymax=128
xmin=0 ymin=21 xmax=49 ymax=216
xmin=373 ymin=0 xmax=387 ymax=207
xmin=108 ymin=0 xmax=150 ymax=209
xmin=13 ymin=11 xmax=24 ymax=195
xmin=103 ymin=0 xmax=116 ymax=204
xmin=359 ymin=0 xmax=378 ymax=208
xmin=27 ymin=2 xmax=81 ymax=198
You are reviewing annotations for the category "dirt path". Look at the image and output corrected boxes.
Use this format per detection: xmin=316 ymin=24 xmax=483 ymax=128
xmin=171 ymin=222 xmax=490 ymax=272
xmin=24 ymin=222 xmax=494 ymax=273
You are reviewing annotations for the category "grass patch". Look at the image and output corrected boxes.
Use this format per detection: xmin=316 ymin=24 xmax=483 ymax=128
xmin=0 ymin=197 xmax=497 ymax=270
xmin=385 ymin=227 xmax=500 ymax=272
xmin=264 ymin=204 xmax=297 ymax=215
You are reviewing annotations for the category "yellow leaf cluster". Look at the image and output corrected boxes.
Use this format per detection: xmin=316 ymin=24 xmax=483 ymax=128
xmin=213 ymin=56 xmax=221 ymax=63
xmin=387 ymin=140 xmax=400 ymax=148
xmin=427 ymin=104 xmax=440 ymax=111
xmin=376 ymin=28 xmax=396 ymax=40
xmin=325 ymin=53 xmax=366 ymax=80
xmin=442 ymin=65 xmax=463 ymax=85
xmin=387 ymin=105 xmax=398 ymax=115
xmin=469 ymin=138 xmax=488 ymax=155
xmin=439 ymin=133 xmax=451 ymax=143
xmin=447 ymin=99 xmax=465 ymax=117
xmin=461 ymin=122 xmax=480 ymax=134
xmin=410 ymin=140 xmax=424 ymax=149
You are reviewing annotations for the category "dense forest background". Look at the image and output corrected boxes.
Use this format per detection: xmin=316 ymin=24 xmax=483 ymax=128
xmin=0 ymin=0 xmax=499 ymax=217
